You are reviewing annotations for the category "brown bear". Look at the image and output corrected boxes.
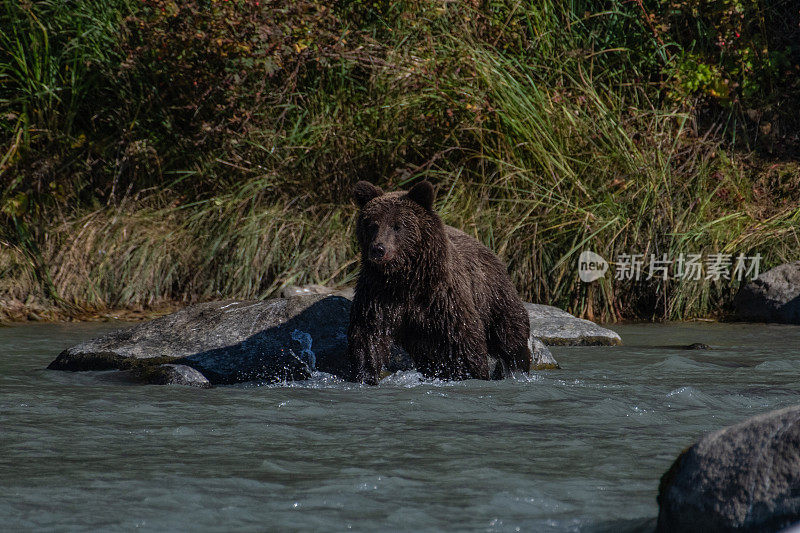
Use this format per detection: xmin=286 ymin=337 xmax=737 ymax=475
xmin=347 ymin=180 xmax=532 ymax=385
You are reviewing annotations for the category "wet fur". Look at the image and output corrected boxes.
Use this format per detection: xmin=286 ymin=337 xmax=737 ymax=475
xmin=347 ymin=181 xmax=532 ymax=385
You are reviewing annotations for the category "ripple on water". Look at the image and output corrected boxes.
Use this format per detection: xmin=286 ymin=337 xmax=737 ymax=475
xmin=646 ymin=355 xmax=714 ymax=372
xmin=663 ymin=385 xmax=727 ymax=410
xmin=582 ymin=397 xmax=666 ymax=425
xmin=754 ymin=359 xmax=800 ymax=372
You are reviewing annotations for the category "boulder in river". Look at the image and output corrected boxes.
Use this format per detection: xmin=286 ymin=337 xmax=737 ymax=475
xmin=49 ymin=294 xmax=619 ymax=385
xmin=49 ymin=296 xmax=352 ymax=384
xmin=657 ymin=405 xmax=800 ymax=532
xmin=49 ymin=295 xmax=409 ymax=384
xmin=524 ymin=303 xmax=622 ymax=346
xmin=734 ymin=261 xmax=800 ymax=324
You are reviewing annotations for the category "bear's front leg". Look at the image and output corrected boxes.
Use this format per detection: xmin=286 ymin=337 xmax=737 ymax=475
xmin=403 ymin=321 xmax=490 ymax=381
xmin=412 ymin=337 xmax=490 ymax=381
xmin=346 ymin=315 xmax=391 ymax=385
xmin=448 ymin=336 xmax=490 ymax=380
xmin=440 ymin=302 xmax=491 ymax=380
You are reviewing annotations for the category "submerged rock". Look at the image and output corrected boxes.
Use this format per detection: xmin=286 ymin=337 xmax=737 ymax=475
xmin=131 ymin=364 xmax=212 ymax=388
xmin=684 ymin=342 xmax=711 ymax=350
xmin=734 ymin=261 xmax=800 ymax=324
xmin=657 ymin=405 xmax=800 ymax=532
xmin=524 ymin=303 xmax=622 ymax=346
xmin=644 ymin=343 xmax=711 ymax=351
xmin=48 ymin=294 xmax=618 ymax=386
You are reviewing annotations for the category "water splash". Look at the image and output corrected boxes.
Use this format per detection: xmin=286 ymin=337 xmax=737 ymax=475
xmin=290 ymin=329 xmax=316 ymax=371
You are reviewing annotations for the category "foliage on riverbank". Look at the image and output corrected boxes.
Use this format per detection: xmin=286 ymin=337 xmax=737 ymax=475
xmin=1 ymin=0 xmax=799 ymax=322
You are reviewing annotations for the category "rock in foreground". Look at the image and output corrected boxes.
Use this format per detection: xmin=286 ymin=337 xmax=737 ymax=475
xmin=524 ymin=303 xmax=622 ymax=346
xmin=657 ymin=405 xmax=800 ymax=532
xmin=734 ymin=261 xmax=800 ymax=324
xmin=49 ymin=296 xmax=352 ymax=384
xmin=49 ymin=294 xmax=620 ymax=385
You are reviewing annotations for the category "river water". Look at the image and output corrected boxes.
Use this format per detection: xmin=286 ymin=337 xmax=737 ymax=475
xmin=2 ymin=321 xmax=799 ymax=531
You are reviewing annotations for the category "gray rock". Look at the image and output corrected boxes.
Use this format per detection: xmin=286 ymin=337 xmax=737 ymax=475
xmin=49 ymin=296 xmax=351 ymax=385
xmin=734 ymin=261 xmax=800 ymax=324
xmin=280 ymin=284 xmax=355 ymax=301
xmin=684 ymin=342 xmax=711 ymax=350
xmin=132 ymin=364 xmax=212 ymax=388
xmin=280 ymin=284 xmax=337 ymax=298
xmin=158 ymin=364 xmax=212 ymax=387
xmin=334 ymin=287 xmax=356 ymax=300
xmin=657 ymin=405 xmax=800 ymax=532
xmin=530 ymin=336 xmax=559 ymax=369
xmin=524 ymin=303 xmax=622 ymax=346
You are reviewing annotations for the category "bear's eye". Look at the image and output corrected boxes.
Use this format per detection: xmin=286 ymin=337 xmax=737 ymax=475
xmin=392 ymin=223 xmax=402 ymax=232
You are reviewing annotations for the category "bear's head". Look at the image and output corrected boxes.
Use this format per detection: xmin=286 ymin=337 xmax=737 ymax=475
xmin=352 ymin=180 xmax=440 ymax=273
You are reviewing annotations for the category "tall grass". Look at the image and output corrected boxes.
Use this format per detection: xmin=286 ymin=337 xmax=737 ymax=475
xmin=0 ymin=0 xmax=131 ymax=154
xmin=463 ymin=50 xmax=799 ymax=319
xmin=1 ymin=1 xmax=798 ymax=322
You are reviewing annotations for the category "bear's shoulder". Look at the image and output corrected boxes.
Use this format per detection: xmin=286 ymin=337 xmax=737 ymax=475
xmin=444 ymin=225 xmax=488 ymax=253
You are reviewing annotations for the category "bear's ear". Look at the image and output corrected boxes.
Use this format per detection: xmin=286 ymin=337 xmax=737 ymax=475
xmin=406 ymin=180 xmax=435 ymax=211
xmin=352 ymin=181 xmax=384 ymax=208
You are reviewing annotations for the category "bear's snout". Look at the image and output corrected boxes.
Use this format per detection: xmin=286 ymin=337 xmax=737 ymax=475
xmin=369 ymin=242 xmax=386 ymax=261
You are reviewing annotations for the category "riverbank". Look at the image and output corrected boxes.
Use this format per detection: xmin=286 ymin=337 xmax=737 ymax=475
xmin=2 ymin=2 xmax=798 ymax=322
xmin=0 ymin=297 xmax=179 ymax=324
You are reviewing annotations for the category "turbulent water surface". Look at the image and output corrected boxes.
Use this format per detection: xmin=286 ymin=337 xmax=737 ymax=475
xmin=2 ymin=321 xmax=800 ymax=531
